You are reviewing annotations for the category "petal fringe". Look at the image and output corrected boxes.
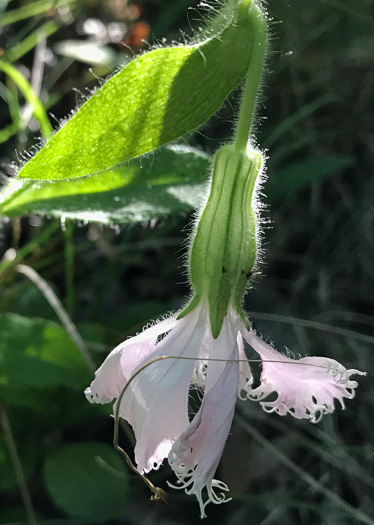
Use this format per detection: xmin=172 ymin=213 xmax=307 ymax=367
xmin=242 ymin=329 xmax=366 ymax=423
xmin=168 ymin=314 xmax=239 ymax=517
xmin=237 ymin=333 xmax=253 ymax=400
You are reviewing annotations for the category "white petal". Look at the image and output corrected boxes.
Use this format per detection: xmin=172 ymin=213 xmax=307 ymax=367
xmin=117 ymin=305 xmax=208 ymax=473
xmin=168 ymin=314 xmax=239 ymax=517
xmin=242 ymin=328 xmax=366 ymax=423
xmin=84 ymin=316 xmax=177 ymax=404
xmin=237 ymin=333 xmax=253 ymax=400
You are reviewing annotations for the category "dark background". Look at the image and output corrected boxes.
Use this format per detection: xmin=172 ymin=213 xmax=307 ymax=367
xmin=0 ymin=0 xmax=373 ymax=524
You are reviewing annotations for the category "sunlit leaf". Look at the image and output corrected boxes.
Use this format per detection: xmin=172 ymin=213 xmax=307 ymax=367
xmin=18 ymin=1 xmax=258 ymax=180
xmin=1 ymin=146 xmax=210 ymax=224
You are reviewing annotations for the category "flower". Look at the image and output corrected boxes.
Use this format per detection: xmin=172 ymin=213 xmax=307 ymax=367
xmin=85 ymin=142 xmax=365 ymax=516
xmin=85 ymin=303 xmax=364 ymax=517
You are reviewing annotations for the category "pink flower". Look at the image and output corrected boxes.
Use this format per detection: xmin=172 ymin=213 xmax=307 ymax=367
xmin=85 ymin=305 xmax=364 ymax=517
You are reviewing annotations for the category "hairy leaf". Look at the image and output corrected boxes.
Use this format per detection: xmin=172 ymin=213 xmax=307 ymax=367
xmin=1 ymin=146 xmax=210 ymax=224
xmin=18 ymin=1 xmax=257 ymax=180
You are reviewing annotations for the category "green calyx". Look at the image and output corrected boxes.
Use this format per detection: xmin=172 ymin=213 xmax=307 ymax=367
xmin=179 ymin=1 xmax=267 ymax=338
xmin=179 ymin=145 xmax=263 ymax=338
xmin=237 ymin=0 xmax=254 ymax=23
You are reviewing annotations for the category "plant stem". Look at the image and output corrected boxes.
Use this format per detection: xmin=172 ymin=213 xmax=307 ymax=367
xmin=16 ymin=263 xmax=95 ymax=372
xmin=234 ymin=2 xmax=267 ymax=152
xmin=64 ymin=221 xmax=75 ymax=316
xmin=0 ymin=405 xmax=38 ymax=525
xmin=0 ymin=222 xmax=60 ymax=277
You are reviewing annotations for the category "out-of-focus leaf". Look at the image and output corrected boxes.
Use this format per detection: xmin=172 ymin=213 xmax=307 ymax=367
xmin=0 ymin=507 xmax=90 ymax=525
xmin=1 ymin=146 xmax=210 ymax=224
xmin=18 ymin=1 xmax=260 ymax=180
xmin=54 ymin=40 xmax=124 ymax=68
xmin=0 ymin=283 xmax=63 ymax=322
xmin=266 ymin=156 xmax=353 ymax=203
xmin=0 ymin=313 xmax=90 ymax=396
xmin=0 ymin=0 xmax=8 ymax=15
xmin=0 ymin=507 xmax=28 ymax=523
xmin=0 ymin=436 xmax=37 ymax=493
xmin=264 ymin=94 xmax=336 ymax=148
xmin=44 ymin=442 xmax=128 ymax=521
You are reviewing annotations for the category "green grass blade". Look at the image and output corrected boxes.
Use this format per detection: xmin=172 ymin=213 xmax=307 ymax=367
xmin=0 ymin=0 xmax=77 ymax=26
xmin=0 ymin=121 xmax=20 ymax=144
xmin=264 ymin=94 xmax=336 ymax=148
xmin=0 ymin=59 xmax=52 ymax=138
xmin=4 ymin=21 xmax=59 ymax=63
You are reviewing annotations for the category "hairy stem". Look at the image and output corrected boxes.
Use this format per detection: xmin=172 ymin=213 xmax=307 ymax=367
xmin=234 ymin=2 xmax=267 ymax=151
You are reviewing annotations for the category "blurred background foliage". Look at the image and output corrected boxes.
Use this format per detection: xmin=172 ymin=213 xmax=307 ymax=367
xmin=0 ymin=0 xmax=373 ymax=524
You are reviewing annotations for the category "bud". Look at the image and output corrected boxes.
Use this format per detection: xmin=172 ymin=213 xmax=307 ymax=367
xmin=180 ymin=144 xmax=263 ymax=338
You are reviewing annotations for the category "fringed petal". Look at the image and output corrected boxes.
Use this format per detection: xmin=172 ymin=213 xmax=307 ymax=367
xmin=117 ymin=305 xmax=207 ymax=473
xmin=84 ymin=316 xmax=177 ymax=404
xmin=168 ymin=313 xmax=239 ymax=517
xmin=237 ymin=333 xmax=253 ymax=400
xmin=242 ymin=329 xmax=366 ymax=423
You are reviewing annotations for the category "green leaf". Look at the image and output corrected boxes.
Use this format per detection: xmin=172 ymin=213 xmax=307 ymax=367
xmin=0 ymin=313 xmax=90 ymax=397
xmin=0 ymin=436 xmax=37 ymax=493
xmin=266 ymin=156 xmax=353 ymax=203
xmin=18 ymin=1 xmax=258 ymax=180
xmin=44 ymin=442 xmax=128 ymax=521
xmin=1 ymin=146 xmax=210 ymax=224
